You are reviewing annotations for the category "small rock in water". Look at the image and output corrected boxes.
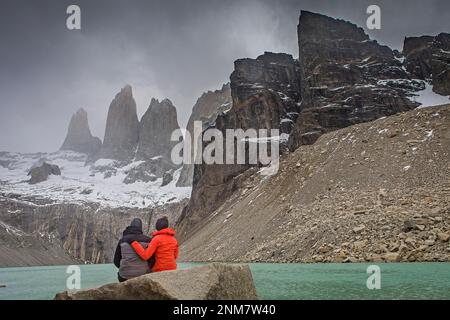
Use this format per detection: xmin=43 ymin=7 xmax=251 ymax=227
xmin=0 ymin=284 xmax=6 ymax=288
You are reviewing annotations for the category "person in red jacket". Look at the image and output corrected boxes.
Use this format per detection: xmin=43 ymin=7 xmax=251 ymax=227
xmin=129 ymin=217 xmax=179 ymax=272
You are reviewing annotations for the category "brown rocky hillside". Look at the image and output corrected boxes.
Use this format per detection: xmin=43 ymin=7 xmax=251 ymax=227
xmin=180 ymin=105 xmax=450 ymax=263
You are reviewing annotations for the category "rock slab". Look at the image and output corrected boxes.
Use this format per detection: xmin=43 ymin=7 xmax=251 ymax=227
xmin=27 ymin=162 xmax=61 ymax=184
xmin=54 ymin=263 xmax=258 ymax=300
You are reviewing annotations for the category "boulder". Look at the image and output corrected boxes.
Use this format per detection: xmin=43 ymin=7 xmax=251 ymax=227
xmin=161 ymin=170 xmax=174 ymax=187
xmin=27 ymin=162 xmax=61 ymax=184
xmin=177 ymin=52 xmax=301 ymax=239
xmin=54 ymin=263 xmax=258 ymax=300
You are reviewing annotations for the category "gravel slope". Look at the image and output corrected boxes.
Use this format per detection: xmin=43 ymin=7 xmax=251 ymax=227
xmin=180 ymin=105 xmax=450 ymax=263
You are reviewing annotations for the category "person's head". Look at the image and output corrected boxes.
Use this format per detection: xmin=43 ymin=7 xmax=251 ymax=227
xmin=130 ymin=218 xmax=143 ymax=232
xmin=155 ymin=216 xmax=169 ymax=231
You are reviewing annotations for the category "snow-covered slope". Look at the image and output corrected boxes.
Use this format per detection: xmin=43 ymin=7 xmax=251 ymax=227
xmin=412 ymin=82 xmax=450 ymax=108
xmin=0 ymin=151 xmax=191 ymax=208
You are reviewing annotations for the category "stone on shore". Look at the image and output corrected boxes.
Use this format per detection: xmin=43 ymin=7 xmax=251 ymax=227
xmin=54 ymin=263 xmax=258 ymax=300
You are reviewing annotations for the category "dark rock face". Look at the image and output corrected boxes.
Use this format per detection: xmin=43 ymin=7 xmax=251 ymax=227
xmin=177 ymin=84 xmax=232 ymax=187
xmin=177 ymin=52 xmax=301 ymax=239
xmin=288 ymin=11 xmax=420 ymax=150
xmin=177 ymin=11 xmax=446 ymax=242
xmin=27 ymin=162 xmax=61 ymax=184
xmin=404 ymin=33 xmax=450 ymax=95
xmin=55 ymin=263 xmax=258 ymax=300
xmin=98 ymin=85 xmax=140 ymax=161
xmin=137 ymin=98 xmax=181 ymax=161
xmin=230 ymin=52 xmax=301 ymax=134
xmin=60 ymin=108 xmax=102 ymax=156
xmin=95 ymin=90 xmax=182 ymax=181
xmin=161 ymin=170 xmax=173 ymax=187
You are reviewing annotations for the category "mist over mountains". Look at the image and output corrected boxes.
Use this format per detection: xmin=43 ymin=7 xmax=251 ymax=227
xmin=1 ymin=0 xmax=450 ymax=152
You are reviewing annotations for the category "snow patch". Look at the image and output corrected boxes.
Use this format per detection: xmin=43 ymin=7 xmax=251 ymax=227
xmin=0 ymin=151 xmax=191 ymax=209
xmin=411 ymin=82 xmax=450 ymax=108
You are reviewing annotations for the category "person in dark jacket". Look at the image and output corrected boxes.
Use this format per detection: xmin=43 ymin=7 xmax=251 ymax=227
xmin=113 ymin=218 xmax=155 ymax=282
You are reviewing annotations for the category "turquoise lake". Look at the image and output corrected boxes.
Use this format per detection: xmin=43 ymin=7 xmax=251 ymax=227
xmin=0 ymin=263 xmax=449 ymax=300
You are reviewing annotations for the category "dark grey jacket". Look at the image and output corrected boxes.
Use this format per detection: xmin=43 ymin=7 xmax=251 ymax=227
xmin=113 ymin=226 xmax=154 ymax=280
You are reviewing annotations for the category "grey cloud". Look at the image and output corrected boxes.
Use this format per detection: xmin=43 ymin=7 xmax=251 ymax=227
xmin=0 ymin=0 xmax=449 ymax=152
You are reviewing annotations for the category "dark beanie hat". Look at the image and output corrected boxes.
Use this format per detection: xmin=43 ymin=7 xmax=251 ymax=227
xmin=130 ymin=218 xmax=143 ymax=231
xmin=155 ymin=217 xmax=169 ymax=231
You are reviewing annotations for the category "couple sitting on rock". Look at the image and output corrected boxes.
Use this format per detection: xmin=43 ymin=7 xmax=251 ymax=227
xmin=113 ymin=216 xmax=179 ymax=282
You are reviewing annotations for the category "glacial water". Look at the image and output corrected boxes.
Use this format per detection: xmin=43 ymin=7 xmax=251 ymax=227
xmin=0 ymin=262 xmax=449 ymax=300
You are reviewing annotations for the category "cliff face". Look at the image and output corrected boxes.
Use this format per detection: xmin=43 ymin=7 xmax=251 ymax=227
xmin=177 ymin=84 xmax=232 ymax=187
xmin=137 ymin=98 xmax=181 ymax=161
xmin=403 ymin=33 xmax=450 ymax=95
xmin=180 ymin=105 xmax=450 ymax=263
xmin=177 ymin=53 xmax=302 ymax=239
xmin=60 ymin=108 xmax=102 ymax=156
xmin=177 ymin=11 xmax=436 ymax=241
xmin=88 ymin=85 xmax=184 ymax=184
xmin=98 ymin=85 xmax=140 ymax=161
xmin=288 ymin=11 xmax=420 ymax=150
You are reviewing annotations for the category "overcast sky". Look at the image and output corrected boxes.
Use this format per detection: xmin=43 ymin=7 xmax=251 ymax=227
xmin=0 ymin=0 xmax=449 ymax=152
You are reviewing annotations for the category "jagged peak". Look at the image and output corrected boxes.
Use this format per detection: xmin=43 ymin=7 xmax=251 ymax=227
xmin=75 ymin=107 xmax=87 ymax=116
xmin=115 ymin=84 xmax=133 ymax=99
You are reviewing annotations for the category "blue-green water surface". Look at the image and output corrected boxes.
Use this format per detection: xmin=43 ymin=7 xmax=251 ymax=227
xmin=0 ymin=263 xmax=449 ymax=300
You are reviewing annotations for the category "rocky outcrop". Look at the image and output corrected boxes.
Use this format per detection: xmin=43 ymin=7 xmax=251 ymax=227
xmin=137 ymin=98 xmax=181 ymax=161
xmin=177 ymin=52 xmax=301 ymax=239
xmin=98 ymin=85 xmax=140 ymax=161
xmin=54 ymin=263 xmax=258 ymax=300
xmin=403 ymin=33 xmax=450 ymax=95
xmin=229 ymin=52 xmax=301 ymax=133
xmin=288 ymin=11 xmax=420 ymax=150
xmin=161 ymin=170 xmax=173 ymax=187
xmin=27 ymin=162 xmax=61 ymax=184
xmin=177 ymin=84 xmax=232 ymax=187
xmin=95 ymin=89 xmax=182 ymax=181
xmin=60 ymin=108 xmax=102 ymax=156
xmin=177 ymin=11 xmax=429 ymax=241
xmin=180 ymin=105 xmax=450 ymax=263
xmin=0 ymin=195 xmax=188 ymax=265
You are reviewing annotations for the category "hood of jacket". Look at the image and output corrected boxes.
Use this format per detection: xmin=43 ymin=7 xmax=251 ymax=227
xmin=123 ymin=225 xmax=143 ymax=236
xmin=152 ymin=228 xmax=176 ymax=237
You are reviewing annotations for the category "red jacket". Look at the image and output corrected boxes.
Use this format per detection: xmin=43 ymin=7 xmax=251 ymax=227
xmin=131 ymin=228 xmax=178 ymax=272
